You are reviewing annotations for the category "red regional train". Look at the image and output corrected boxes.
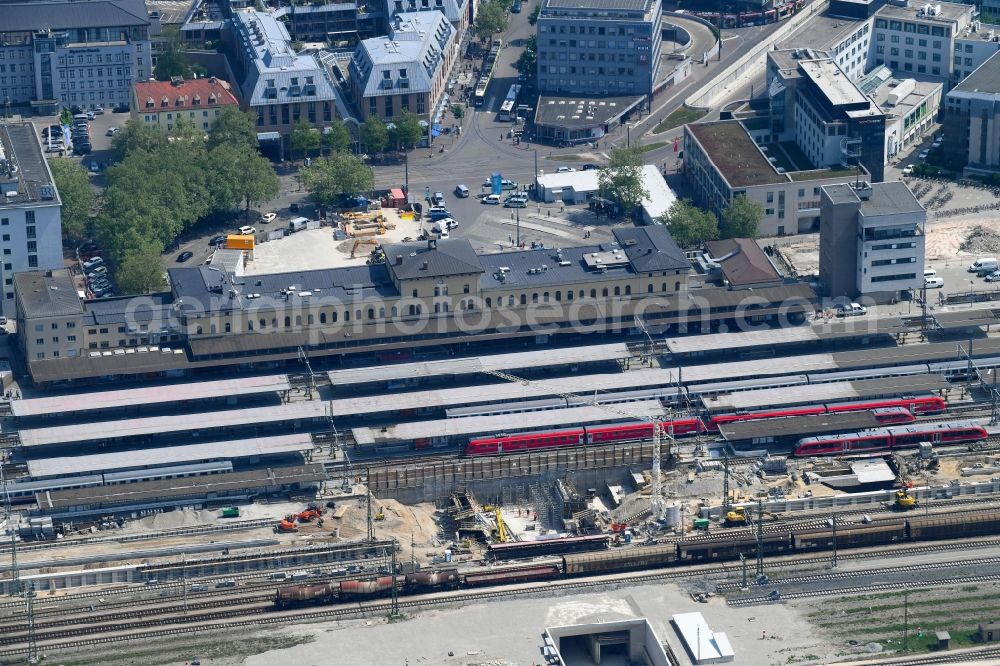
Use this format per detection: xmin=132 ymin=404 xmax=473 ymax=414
xmin=793 ymin=422 xmax=988 ymax=457
xmin=465 ymin=396 xmax=942 ymax=456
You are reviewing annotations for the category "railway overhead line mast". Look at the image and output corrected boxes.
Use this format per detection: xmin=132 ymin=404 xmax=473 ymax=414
xmin=481 ymin=370 xmax=676 ymax=519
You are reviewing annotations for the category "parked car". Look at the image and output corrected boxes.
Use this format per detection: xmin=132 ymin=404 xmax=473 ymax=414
xmin=582 ymin=164 xmax=600 ymax=171
xmin=482 ymin=178 xmax=518 ymax=190
xmin=504 ymin=199 xmax=527 ymax=208
xmin=918 ymin=149 xmax=929 ymax=159
xmin=901 ymin=166 xmax=913 ymax=176
xmin=86 ymin=110 xmax=95 ymax=120
xmin=177 ymin=251 xmax=194 ymax=262
xmin=969 ymin=257 xmax=998 ymax=273
xmin=428 ymin=207 xmax=453 ymax=221
xmin=512 ymin=0 xmax=522 ymax=10
xmin=83 ymin=256 xmax=104 ymax=270
xmin=836 ymin=302 xmax=867 ymax=317
xmin=483 ymin=194 xmax=502 ymax=205
xmin=556 ymin=166 xmax=576 ymax=173
xmin=262 ymin=212 xmax=277 ymax=223
xmin=432 ymin=192 xmax=446 ymax=206
xmin=924 ymin=276 xmax=944 ymax=289
xmin=87 ymin=265 xmax=108 ymax=277
xmin=106 ymin=127 xmax=119 ymax=136
xmin=985 ymin=271 xmax=1000 ymax=282
xmin=238 ymin=225 xmax=256 ymax=235
xmin=923 ymin=268 xmax=936 ymax=278
xmin=209 ymin=234 xmax=227 ymax=246
xmin=93 ymin=107 xmax=105 ymax=115
xmin=454 ymin=184 xmax=470 ymax=198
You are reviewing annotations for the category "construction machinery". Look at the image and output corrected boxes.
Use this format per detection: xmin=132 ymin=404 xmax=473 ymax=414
xmin=278 ymin=517 xmax=299 ymax=532
xmin=894 ymin=489 xmax=918 ymax=510
xmin=724 ymin=506 xmax=749 ymax=526
xmin=494 ymin=506 xmax=509 ymax=543
xmin=374 ymin=507 xmax=386 ymax=521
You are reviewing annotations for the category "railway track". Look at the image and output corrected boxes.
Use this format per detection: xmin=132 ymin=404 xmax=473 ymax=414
xmin=863 ymin=646 xmax=1000 ymax=665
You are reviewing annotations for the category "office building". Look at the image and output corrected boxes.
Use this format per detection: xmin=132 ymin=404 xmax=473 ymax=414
xmin=943 ymin=49 xmax=1000 ymax=173
xmin=349 ymin=12 xmax=456 ymax=121
xmin=0 ymin=123 xmax=65 ymax=316
xmin=0 ymin=0 xmax=155 ymax=114
xmin=683 ymin=119 xmax=871 ymax=237
xmin=819 ymin=180 xmax=925 ymax=301
xmin=860 ymin=66 xmax=942 ymax=159
xmin=132 ymin=77 xmax=240 ymax=133
xmin=536 ymin=0 xmax=662 ymax=98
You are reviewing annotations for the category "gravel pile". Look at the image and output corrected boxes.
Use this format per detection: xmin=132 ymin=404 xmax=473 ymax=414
xmin=959 ymin=225 xmax=1000 ymax=254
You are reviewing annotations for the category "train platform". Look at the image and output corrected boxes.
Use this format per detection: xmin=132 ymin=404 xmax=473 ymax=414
xmin=718 ymin=411 xmax=881 ymax=446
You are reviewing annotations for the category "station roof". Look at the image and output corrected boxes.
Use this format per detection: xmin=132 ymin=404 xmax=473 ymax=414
xmin=932 ymin=308 xmax=1000 ymax=330
xmin=327 ymin=343 xmax=631 ymax=386
xmin=16 ymin=402 xmax=329 ymax=447
xmin=719 ymin=411 xmax=881 ymax=441
xmin=665 ymin=319 xmax=905 ymax=355
xmin=831 ymin=337 xmax=1000 ymax=369
xmin=329 ymin=369 xmax=679 ymax=417
xmin=35 ymin=464 xmax=325 ymax=511
xmin=351 ymin=399 xmax=664 ymax=444
xmin=26 ymin=434 xmax=314 ymax=478
xmin=680 ymin=353 xmax=838 ymax=384
xmin=703 ymin=374 xmax=948 ymax=412
xmin=12 ymin=375 xmax=290 ymax=418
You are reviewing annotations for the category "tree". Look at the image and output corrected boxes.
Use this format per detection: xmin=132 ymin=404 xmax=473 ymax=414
xmin=598 ymin=145 xmax=649 ymax=217
xmin=392 ymin=109 xmax=423 ymax=149
xmin=169 ymin=115 xmax=205 ymax=143
xmin=48 ymin=160 xmax=96 ymax=242
xmin=324 ymin=122 xmax=352 ymax=154
xmin=451 ymin=103 xmax=465 ymax=119
xmin=301 ymin=153 xmax=375 ymax=207
xmin=289 ymin=119 xmax=322 ymax=159
xmin=111 ymin=119 xmax=168 ymax=160
xmin=116 ymin=244 xmax=167 ymax=295
xmin=528 ymin=1 xmax=541 ymax=25
xmin=154 ymin=27 xmax=192 ymax=81
xmin=516 ymin=35 xmax=537 ymax=88
xmin=207 ymin=107 xmax=258 ymax=151
xmin=661 ymin=199 xmax=719 ymax=249
xmin=474 ymin=1 xmax=508 ymax=42
xmin=721 ymin=196 xmax=763 ymax=239
xmin=231 ymin=147 xmax=281 ymax=220
xmin=360 ymin=115 xmax=389 ymax=154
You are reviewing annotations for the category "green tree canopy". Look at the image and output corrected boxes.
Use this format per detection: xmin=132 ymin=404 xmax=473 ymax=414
xmin=528 ymin=1 xmax=541 ymax=25
xmin=48 ymin=159 xmax=96 ymax=242
xmin=116 ymin=244 xmax=167 ymax=295
xmin=324 ymin=122 xmax=352 ymax=154
xmin=721 ymin=196 xmax=763 ymax=239
xmin=153 ymin=27 xmax=205 ymax=81
xmin=360 ymin=115 xmax=389 ymax=153
xmin=289 ymin=119 xmax=322 ymax=159
xmin=392 ymin=109 xmax=423 ymax=149
xmin=598 ymin=145 xmax=648 ymax=217
xmin=516 ymin=35 xmax=538 ymax=88
xmin=111 ymin=119 xmax=169 ymax=160
xmin=661 ymin=200 xmax=719 ymax=249
xmin=301 ymin=153 xmax=374 ymax=207
xmin=207 ymin=107 xmax=259 ymax=151
xmin=474 ymin=1 xmax=508 ymax=42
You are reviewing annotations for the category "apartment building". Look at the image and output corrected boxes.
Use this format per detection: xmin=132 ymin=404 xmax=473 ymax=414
xmin=227 ymin=10 xmax=341 ymax=136
xmin=132 ymin=77 xmax=240 ymax=133
xmin=349 ymin=12 xmax=456 ymax=122
xmin=536 ymin=0 xmax=662 ymax=98
xmin=942 ymin=49 xmax=1000 ymax=173
xmin=0 ymin=0 xmax=154 ymax=114
xmin=683 ymin=120 xmax=872 ymax=237
xmin=819 ymin=181 xmax=925 ymax=301
xmin=0 ymin=123 xmax=64 ymax=316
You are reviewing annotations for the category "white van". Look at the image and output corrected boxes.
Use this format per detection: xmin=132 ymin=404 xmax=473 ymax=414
xmin=923 ymin=267 xmax=936 ymax=278
xmin=924 ymin=276 xmax=944 ymax=289
xmin=289 ymin=216 xmax=309 ymax=232
xmin=968 ymin=257 xmax=998 ymax=273
xmin=482 ymin=194 xmax=502 ymax=205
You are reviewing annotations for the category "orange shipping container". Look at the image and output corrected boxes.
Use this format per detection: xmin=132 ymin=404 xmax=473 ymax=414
xmin=225 ymin=234 xmax=254 ymax=250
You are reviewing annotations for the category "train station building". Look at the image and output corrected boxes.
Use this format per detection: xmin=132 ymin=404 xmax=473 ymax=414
xmin=14 ymin=226 xmax=818 ymax=386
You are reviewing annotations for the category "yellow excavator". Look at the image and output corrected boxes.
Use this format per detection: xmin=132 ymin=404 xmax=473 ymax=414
xmin=894 ymin=489 xmax=917 ymax=510
xmin=724 ymin=506 xmax=749 ymax=526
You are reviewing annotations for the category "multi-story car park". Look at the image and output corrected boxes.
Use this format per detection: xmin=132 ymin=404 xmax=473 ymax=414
xmin=0 ymin=0 xmax=155 ymax=114
xmin=13 ymin=227 xmax=818 ymax=385
xmin=0 ymin=123 xmax=65 ymax=317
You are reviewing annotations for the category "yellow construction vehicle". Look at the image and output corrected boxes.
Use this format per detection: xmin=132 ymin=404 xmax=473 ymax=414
xmin=374 ymin=507 xmax=386 ymax=521
xmin=724 ymin=506 xmax=749 ymax=526
xmin=494 ymin=506 xmax=509 ymax=543
xmin=894 ymin=489 xmax=917 ymax=510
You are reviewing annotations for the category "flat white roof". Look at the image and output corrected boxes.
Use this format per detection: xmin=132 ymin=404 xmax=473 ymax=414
xmin=329 ymin=368 xmax=680 ymax=416
xmin=17 ymin=402 xmax=329 ymax=447
xmin=26 ymin=434 xmax=315 ymax=477
xmin=666 ymin=326 xmax=821 ymax=354
xmin=702 ymin=381 xmax=859 ymax=411
xmin=327 ymin=343 xmax=630 ymax=386
xmin=352 ymin=399 xmax=664 ymax=443
xmin=680 ymin=353 xmax=838 ymax=385
xmin=672 ymin=612 xmax=735 ymax=664
xmin=12 ymin=375 xmax=290 ymax=418
xmin=537 ymin=165 xmax=675 ymax=221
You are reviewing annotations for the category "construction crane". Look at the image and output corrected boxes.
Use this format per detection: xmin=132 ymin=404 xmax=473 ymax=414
xmin=481 ymin=369 xmax=674 ymax=519
xmin=494 ymin=506 xmax=509 ymax=543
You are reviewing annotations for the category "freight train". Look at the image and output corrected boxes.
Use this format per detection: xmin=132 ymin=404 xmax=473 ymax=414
xmin=273 ymin=512 xmax=1000 ymax=608
xmin=464 ymin=396 xmax=943 ymax=455
xmin=793 ymin=422 xmax=989 ymax=457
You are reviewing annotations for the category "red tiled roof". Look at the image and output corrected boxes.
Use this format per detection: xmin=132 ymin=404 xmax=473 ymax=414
xmin=135 ymin=77 xmax=240 ymax=112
